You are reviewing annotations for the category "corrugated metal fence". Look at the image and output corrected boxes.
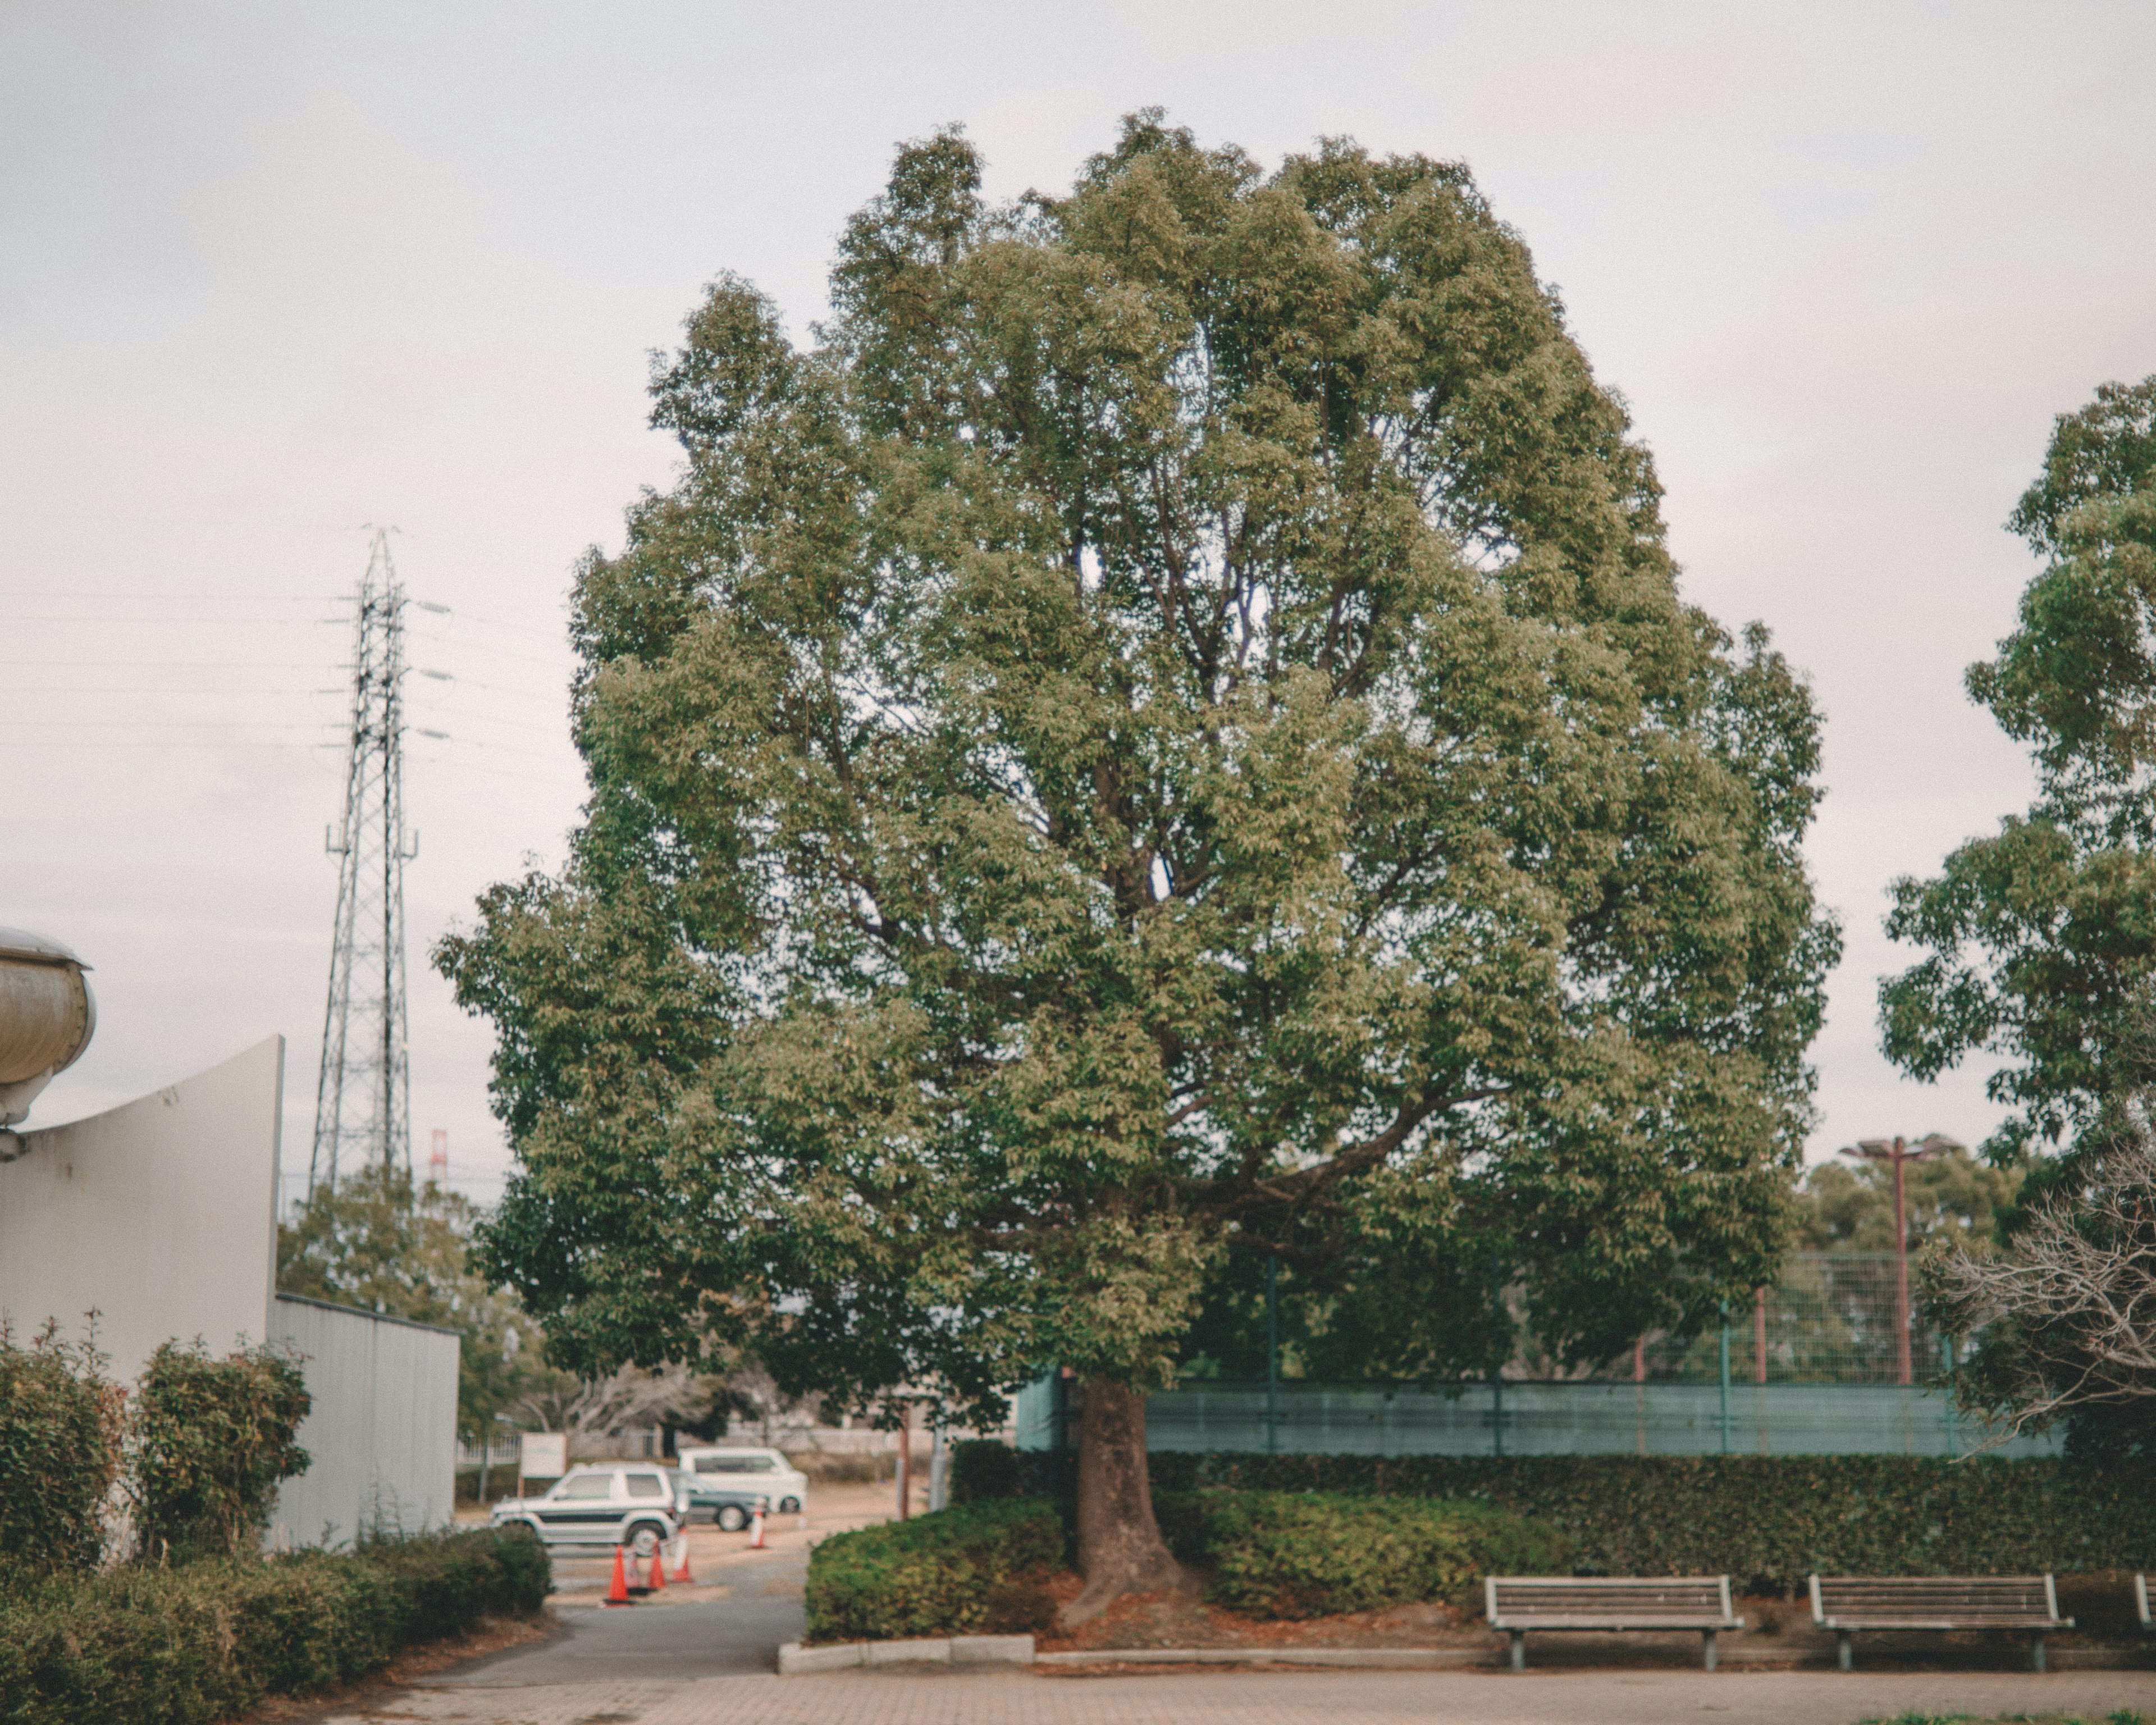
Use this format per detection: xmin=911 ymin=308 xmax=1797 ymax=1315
xmin=268 ymin=1293 xmax=460 ymax=1547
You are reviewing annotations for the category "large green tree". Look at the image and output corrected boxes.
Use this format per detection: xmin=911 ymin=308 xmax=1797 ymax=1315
xmin=1881 ymin=377 xmax=2156 ymax=1194
xmin=441 ymin=115 xmax=1836 ymax=1614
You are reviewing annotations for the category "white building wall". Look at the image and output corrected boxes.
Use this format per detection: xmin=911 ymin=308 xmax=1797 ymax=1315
xmin=269 ymin=1293 xmax=460 ymax=1547
xmin=0 ymin=1037 xmax=281 ymax=1381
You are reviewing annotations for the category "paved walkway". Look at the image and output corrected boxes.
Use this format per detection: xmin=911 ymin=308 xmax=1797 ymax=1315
xmin=314 ymin=1571 xmax=2156 ymax=1725
xmin=313 ymin=1517 xmax=2156 ymax=1724
xmin=322 ymin=1657 xmax=2156 ymax=1725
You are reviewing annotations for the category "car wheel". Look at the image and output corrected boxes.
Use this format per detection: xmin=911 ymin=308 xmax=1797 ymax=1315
xmin=627 ymin=1521 xmax=665 ymax=1559
xmin=716 ymin=1504 xmax=748 ymax=1532
xmin=778 ymin=1496 xmax=802 ymax=1514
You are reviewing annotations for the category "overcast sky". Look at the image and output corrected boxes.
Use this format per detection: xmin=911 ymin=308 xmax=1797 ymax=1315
xmin=4 ymin=3 xmax=2152 ymax=1207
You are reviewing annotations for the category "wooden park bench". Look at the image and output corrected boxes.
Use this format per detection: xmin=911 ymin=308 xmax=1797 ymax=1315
xmin=1808 ymin=1575 xmax=2070 ymax=1671
xmin=1484 ymin=1576 xmax=1743 ymax=1671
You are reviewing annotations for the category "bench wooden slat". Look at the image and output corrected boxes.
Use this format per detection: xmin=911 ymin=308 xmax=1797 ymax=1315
xmin=1808 ymin=1573 xmax=2068 ymax=1669
xmin=1485 ymin=1576 xmax=1740 ymax=1672
xmin=1810 ymin=1574 xmax=2064 ymax=1629
xmin=1486 ymin=1576 xmax=1739 ymax=1628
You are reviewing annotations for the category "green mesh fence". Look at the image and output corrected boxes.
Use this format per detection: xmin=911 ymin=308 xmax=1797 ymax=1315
xmin=1013 ymin=1253 xmax=2044 ymax=1458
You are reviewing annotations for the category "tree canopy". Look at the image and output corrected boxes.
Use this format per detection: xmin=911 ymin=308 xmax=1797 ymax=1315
xmin=440 ymin=113 xmax=1835 ymax=1600
xmin=1881 ymin=378 xmax=2156 ymax=1188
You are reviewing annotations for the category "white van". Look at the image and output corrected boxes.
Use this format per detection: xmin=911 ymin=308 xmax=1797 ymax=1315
xmin=675 ymin=1445 xmax=810 ymax=1518
xmin=489 ymin=1463 xmax=683 ymax=1555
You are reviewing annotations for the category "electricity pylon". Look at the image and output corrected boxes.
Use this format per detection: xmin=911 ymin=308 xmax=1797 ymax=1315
xmin=310 ymin=528 xmax=418 ymax=1193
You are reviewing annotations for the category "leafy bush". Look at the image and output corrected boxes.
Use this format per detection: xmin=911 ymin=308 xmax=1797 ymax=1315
xmin=805 ymin=1499 xmax=1065 ymax=1642
xmin=129 ymin=1340 xmax=311 ymax=1563
xmin=0 ymin=1322 xmax=124 ymax=1568
xmin=1171 ymin=1491 xmax=1565 ymax=1619
xmin=962 ymin=1447 xmax=2156 ymax=1595
xmin=949 ymin=1437 xmax=1030 ymax=1504
xmin=0 ymin=1525 xmax=547 ymax=1725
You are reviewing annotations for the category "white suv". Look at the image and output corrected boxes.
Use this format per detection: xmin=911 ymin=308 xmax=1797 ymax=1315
xmin=675 ymin=1445 xmax=810 ymax=1518
xmin=490 ymin=1463 xmax=683 ymax=1557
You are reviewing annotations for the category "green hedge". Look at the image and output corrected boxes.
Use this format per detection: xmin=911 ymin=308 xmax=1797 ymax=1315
xmin=0 ymin=1525 xmax=549 ymax=1725
xmin=805 ymin=1500 xmax=1065 ymax=1642
xmin=1161 ymin=1491 xmax=1566 ymax=1619
xmin=952 ymin=1444 xmax=2156 ymax=1595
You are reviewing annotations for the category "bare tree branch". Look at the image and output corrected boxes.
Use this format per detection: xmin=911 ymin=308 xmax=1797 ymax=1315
xmin=1927 ymin=1119 xmax=2156 ymax=1450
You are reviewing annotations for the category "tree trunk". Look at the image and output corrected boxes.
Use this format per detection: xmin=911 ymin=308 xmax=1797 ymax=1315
xmin=1063 ymin=1377 xmax=1180 ymax=1626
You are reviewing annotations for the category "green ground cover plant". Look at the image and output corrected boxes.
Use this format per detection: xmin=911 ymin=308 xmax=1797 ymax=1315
xmin=1863 ymin=1714 xmax=2146 ymax=1724
xmin=953 ymin=1443 xmax=2156 ymax=1596
xmin=0 ymin=1525 xmax=548 ymax=1725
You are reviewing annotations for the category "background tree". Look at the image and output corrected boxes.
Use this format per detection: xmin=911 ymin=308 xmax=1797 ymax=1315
xmin=508 ymin=1358 xmax=732 ymax=1451
xmin=278 ymin=1166 xmax=569 ymax=1445
xmin=441 ymin=114 xmax=1836 ymax=1615
xmin=1793 ymin=1144 xmax=2022 ymax=1255
xmin=1881 ymin=378 xmax=2156 ymax=1197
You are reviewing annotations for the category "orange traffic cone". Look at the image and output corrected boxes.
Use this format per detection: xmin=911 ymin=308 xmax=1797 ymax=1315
xmin=749 ymin=1504 xmax=766 ymax=1549
xmin=604 ymin=1545 xmax=633 ymax=1607
xmin=647 ymin=1546 xmax=666 ymax=1591
xmin=671 ymin=1540 xmax=694 ymax=1585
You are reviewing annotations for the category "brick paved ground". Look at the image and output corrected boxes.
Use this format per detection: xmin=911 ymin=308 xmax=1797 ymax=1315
xmin=341 ymin=1509 xmax=2156 ymax=1725
xmin=318 ymin=1655 xmax=2156 ymax=1725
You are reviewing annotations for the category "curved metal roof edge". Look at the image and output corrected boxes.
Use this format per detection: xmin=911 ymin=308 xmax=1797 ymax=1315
xmin=0 ymin=927 xmax=90 ymax=969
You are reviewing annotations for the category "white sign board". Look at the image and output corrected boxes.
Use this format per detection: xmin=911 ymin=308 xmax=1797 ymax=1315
xmin=521 ymin=1431 xmax=567 ymax=1481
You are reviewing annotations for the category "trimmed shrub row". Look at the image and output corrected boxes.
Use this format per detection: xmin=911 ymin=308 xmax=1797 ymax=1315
xmin=0 ymin=1525 xmax=550 ymax=1725
xmin=951 ymin=1442 xmax=2156 ymax=1595
xmin=805 ymin=1499 xmax=1064 ymax=1642
xmin=1160 ymin=1491 xmax=1566 ymax=1619
xmin=808 ymin=1488 xmax=1564 ymax=1636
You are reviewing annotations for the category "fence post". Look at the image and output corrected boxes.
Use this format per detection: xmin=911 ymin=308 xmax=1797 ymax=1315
xmin=1718 ymin=1299 xmax=1732 ymax=1455
xmin=1940 ymin=1331 xmax=1958 ymax=1456
xmin=1266 ymin=1256 xmax=1280 ymax=1457
xmin=1490 ymin=1253 xmax=1507 ymax=1458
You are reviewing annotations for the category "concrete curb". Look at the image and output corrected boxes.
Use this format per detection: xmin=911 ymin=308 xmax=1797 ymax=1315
xmin=776 ymin=1636 xmax=2151 ymax=1676
xmin=778 ymin=1635 xmax=1036 ymax=1674
xmin=1035 ymin=1648 xmax=1486 ymax=1669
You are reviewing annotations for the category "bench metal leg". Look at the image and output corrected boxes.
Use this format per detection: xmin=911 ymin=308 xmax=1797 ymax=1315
xmin=1836 ymin=1630 xmax=1853 ymax=1672
xmin=1702 ymin=1628 xmax=1717 ymax=1672
xmin=1509 ymin=1631 xmax=1524 ymax=1672
xmin=2032 ymin=1631 xmax=2046 ymax=1673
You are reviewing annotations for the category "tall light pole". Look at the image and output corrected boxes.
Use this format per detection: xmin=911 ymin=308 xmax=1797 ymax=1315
xmin=1840 ymin=1133 xmax=1963 ymax=1384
